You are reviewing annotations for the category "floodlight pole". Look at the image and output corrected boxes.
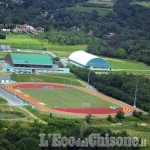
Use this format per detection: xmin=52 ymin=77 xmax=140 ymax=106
xmin=133 ymin=79 xmax=138 ymax=108
xmin=34 ymin=73 xmax=38 ymax=109
xmin=87 ymin=65 xmax=91 ymax=86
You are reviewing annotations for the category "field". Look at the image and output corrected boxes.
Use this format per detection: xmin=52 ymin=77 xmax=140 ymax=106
xmin=0 ymin=104 xmax=27 ymax=119
xmin=21 ymin=88 xmax=113 ymax=108
xmin=131 ymin=1 xmax=150 ymax=7
xmin=0 ymin=34 xmax=45 ymax=49
xmin=11 ymin=73 xmax=83 ymax=87
xmin=0 ymin=34 xmax=87 ymax=57
xmin=49 ymin=44 xmax=87 ymax=57
xmin=66 ymin=6 xmax=112 ymax=16
xmin=97 ymin=56 xmax=150 ymax=75
xmin=3 ymin=83 xmax=132 ymax=116
xmin=87 ymin=0 xmax=114 ymax=7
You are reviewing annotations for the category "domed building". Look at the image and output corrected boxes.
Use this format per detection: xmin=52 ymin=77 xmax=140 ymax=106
xmin=69 ymin=51 xmax=111 ymax=70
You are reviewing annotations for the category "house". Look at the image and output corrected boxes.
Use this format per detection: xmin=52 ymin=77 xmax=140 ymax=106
xmin=13 ymin=24 xmax=37 ymax=33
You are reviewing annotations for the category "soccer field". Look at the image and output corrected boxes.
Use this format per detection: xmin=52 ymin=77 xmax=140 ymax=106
xmin=21 ymin=88 xmax=114 ymax=108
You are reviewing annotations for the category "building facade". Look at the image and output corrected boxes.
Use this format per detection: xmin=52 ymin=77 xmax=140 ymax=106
xmin=69 ymin=51 xmax=111 ymax=70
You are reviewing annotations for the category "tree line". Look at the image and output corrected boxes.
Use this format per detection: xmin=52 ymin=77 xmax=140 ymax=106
xmin=32 ymin=29 xmax=97 ymax=45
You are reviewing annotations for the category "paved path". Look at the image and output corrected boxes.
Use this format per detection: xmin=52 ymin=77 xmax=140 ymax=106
xmin=19 ymin=106 xmax=47 ymax=124
xmin=0 ymin=88 xmax=47 ymax=124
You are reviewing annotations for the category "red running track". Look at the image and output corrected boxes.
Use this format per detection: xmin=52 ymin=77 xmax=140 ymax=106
xmin=0 ymin=82 xmax=133 ymax=116
xmin=13 ymin=83 xmax=71 ymax=89
xmin=53 ymin=107 xmax=123 ymax=114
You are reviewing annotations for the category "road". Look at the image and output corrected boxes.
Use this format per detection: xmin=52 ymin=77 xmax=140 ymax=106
xmin=0 ymin=87 xmax=47 ymax=124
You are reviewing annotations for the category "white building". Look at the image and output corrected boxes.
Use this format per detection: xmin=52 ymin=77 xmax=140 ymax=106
xmin=68 ymin=51 xmax=111 ymax=70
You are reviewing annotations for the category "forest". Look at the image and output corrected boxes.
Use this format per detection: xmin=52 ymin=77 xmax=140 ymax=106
xmin=0 ymin=0 xmax=150 ymax=65
xmin=0 ymin=117 xmax=138 ymax=150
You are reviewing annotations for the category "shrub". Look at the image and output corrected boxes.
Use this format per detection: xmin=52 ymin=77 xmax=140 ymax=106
xmin=115 ymin=110 xmax=125 ymax=119
xmin=107 ymin=115 xmax=112 ymax=121
xmin=0 ymin=32 xmax=6 ymax=39
xmin=85 ymin=114 xmax=92 ymax=123
xmin=132 ymin=110 xmax=143 ymax=119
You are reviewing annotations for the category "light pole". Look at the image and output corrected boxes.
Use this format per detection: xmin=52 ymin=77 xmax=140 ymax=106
xmin=33 ymin=73 xmax=38 ymax=109
xmin=87 ymin=65 xmax=91 ymax=88
xmin=88 ymin=68 xmax=90 ymax=85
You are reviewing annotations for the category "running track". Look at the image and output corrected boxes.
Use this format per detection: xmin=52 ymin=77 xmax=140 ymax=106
xmin=0 ymin=83 xmax=134 ymax=117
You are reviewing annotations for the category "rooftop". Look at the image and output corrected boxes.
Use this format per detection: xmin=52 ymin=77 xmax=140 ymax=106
xmin=8 ymin=53 xmax=53 ymax=65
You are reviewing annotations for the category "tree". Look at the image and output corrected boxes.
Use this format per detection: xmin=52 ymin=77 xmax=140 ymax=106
xmin=85 ymin=114 xmax=92 ymax=123
xmin=107 ymin=115 xmax=112 ymax=121
xmin=115 ymin=110 xmax=125 ymax=119
xmin=117 ymin=48 xmax=127 ymax=58
xmin=132 ymin=110 xmax=143 ymax=119
xmin=0 ymin=32 xmax=6 ymax=39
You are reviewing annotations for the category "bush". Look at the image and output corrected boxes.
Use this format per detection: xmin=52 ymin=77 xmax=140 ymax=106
xmin=53 ymin=57 xmax=60 ymax=61
xmin=107 ymin=115 xmax=112 ymax=121
xmin=0 ymin=32 xmax=6 ymax=39
xmin=132 ymin=110 xmax=143 ymax=119
xmin=85 ymin=114 xmax=92 ymax=123
xmin=115 ymin=110 xmax=125 ymax=119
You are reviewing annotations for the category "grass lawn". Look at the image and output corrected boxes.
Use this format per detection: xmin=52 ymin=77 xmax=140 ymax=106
xmin=41 ymin=73 xmax=77 ymax=79
xmin=0 ymin=34 xmax=45 ymax=50
xmin=66 ymin=6 xmax=112 ymax=16
xmin=0 ymin=34 xmax=87 ymax=57
xmin=102 ymin=57 xmax=150 ymax=70
xmin=11 ymin=74 xmax=83 ymax=87
xmin=131 ymin=1 xmax=150 ymax=7
xmin=21 ymin=88 xmax=113 ymax=108
xmin=48 ymin=44 xmax=87 ymax=57
xmin=87 ymin=0 xmax=114 ymax=7
xmin=0 ymin=52 xmax=7 ymax=60
xmin=0 ymin=97 xmax=7 ymax=104
xmin=0 ymin=112 xmax=24 ymax=119
xmin=97 ymin=56 xmax=150 ymax=75
xmin=0 ymin=105 xmax=27 ymax=119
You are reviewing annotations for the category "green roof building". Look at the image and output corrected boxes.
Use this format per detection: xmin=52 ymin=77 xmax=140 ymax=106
xmin=5 ymin=53 xmax=54 ymax=73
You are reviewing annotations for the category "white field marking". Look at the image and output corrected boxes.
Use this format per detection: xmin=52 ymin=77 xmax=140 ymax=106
xmin=40 ymin=102 xmax=46 ymax=105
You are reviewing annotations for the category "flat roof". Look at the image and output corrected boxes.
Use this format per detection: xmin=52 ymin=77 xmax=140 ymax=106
xmin=9 ymin=53 xmax=53 ymax=65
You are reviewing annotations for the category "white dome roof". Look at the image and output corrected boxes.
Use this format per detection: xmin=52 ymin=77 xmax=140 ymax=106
xmin=69 ymin=51 xmax=98 ymax=66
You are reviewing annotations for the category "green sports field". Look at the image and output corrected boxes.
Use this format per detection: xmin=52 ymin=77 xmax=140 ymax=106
xmin=21 ymin=88 xmax=113 ymax=108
